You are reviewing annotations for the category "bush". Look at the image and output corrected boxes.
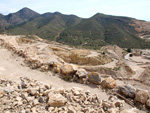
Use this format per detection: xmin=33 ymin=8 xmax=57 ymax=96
xmin=129 ymin=54 xmax=133 ymax=57
xmin=127 ymin=48 xmax=132 ymax=53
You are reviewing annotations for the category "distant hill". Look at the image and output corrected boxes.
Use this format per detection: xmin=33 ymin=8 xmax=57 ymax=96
xmin=0 ymin=7 xmax=150 ymax=49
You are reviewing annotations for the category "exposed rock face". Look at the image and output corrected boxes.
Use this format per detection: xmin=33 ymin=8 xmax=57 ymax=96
xmin=48 ymin=93 xmax=67 ymax=107
xmin=101 ymin=77 xmax=116 ymax=89
xmin=135 ymin=89 xmax=149 ymax=104
xmin=75 ymin=68 xmax=88 ymax=78
xmin=88 ymin=72 xmax=101 ymax=84
xmin=56 ymin=49 xmax=112 ymax=65
xmin=61 ymin=64 xmax=78 ymax=75
xmin=119 ymin=85 xmax=136 ymax=98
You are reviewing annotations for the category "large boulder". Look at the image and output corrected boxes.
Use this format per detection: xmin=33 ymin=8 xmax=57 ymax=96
xmin=48 ymin=92 xmax=67 ymax=107
xmin=88 ymin=72 xmax=101 ymax=84
xmin=119 ymin=85 xmax=136 ymax=98
xmin=135 ymin=89 xmax=149 ymax=104
xmin=101 ymin=77 xmax=116 ymax=89
xmin=146 ymin=98 xmax=150 ymax=107
xmin=61 ymin=64 xmax=78 ymax=75
xmin=75 ymin=68 xmax=88 ymax=78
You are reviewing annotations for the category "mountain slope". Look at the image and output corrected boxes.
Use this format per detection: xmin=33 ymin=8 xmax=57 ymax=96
xmin=0 ymin=8 xmax=150 ymax=49
xmin=0 ymin=7 xmax=40 ymax=29
xmin=57 ymin=13 xmax=150 ymax=49
xmin=8 ymin=12 xmax=82 ymax=40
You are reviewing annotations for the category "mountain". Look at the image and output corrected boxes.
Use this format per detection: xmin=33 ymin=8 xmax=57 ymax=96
xmin=7 ymin=12 xmax=82 ymax=40
xmin=0 ymin=7 xmax=40 ymax=29
xmin=0 ymin=8 xmax=150 ymax=49
xmin=57 ymin=13 xmax=150 ymax=49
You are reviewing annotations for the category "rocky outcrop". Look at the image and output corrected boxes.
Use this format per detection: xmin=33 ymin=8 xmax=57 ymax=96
xmin=88 ymin=72 xmax=101 ymax=84
xmin=101 ymin=77 xmax=116 ymax=89
xmin=55 ymin=49 xmax=112 ymax=65
xmin=119 ymin=85 xmax=136 ymax=98
xmin=135 ymin=88 xmax=149 ymax=104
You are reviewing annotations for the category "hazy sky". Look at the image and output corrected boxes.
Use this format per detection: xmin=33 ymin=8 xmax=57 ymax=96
xmin=0 ymin=0 xmax=150 ymax=21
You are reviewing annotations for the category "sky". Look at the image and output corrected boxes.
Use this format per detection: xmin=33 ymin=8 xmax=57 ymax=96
xmin=0 ymin=0 xmax=150 ymax=21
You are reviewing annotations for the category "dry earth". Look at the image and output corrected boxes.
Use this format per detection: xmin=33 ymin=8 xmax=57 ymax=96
xmin=0 ymin=35 xmax=150 ymax=113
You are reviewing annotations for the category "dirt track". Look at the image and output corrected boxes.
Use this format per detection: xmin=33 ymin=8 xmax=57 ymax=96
xmin=0 ymin=47 xmax=110 ymax=99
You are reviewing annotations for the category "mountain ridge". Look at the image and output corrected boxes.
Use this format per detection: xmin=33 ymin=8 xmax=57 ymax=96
xmin=0 ymin=7 xmax=150 ymax=49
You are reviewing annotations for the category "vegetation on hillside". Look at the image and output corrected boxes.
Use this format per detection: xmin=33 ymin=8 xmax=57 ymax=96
xmin=0 ymin=8 xmax=150 ymax=49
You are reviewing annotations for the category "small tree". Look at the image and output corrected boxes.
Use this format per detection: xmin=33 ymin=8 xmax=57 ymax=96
xmin=129 ymin=54 xmax=133 ymax=57
xmin=127 ymin=48 xmax=132 ymax=53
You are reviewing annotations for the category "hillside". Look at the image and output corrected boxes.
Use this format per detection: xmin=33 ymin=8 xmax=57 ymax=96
xmin=8 ymin=12 xmax=82 ymax=40
xmin=57 ymin=13 xmax=150 ymax=49
xmin=0 ymin=8 xmax=39 ymax=28
xmin=0 ymin=8 xmax=150 ymax=49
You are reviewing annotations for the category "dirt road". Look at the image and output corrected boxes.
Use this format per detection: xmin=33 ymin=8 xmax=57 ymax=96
xmin=0 ymin=47 xmax=110 ymax=99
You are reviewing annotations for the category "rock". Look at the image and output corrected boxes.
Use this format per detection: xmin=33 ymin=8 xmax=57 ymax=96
xmin=119 ymin=85 xmax=136 ymax=98
xmin=48 ymin=92 xmax=67 ymax=107
xmin=68 ymin=106 xmax=76 ymax=113
xmin=26 ymin=96 xmax=34 ymax=102
xmin=61 ymin=64 xmax=78 ymax=75
xmin=101 ymin=77 xmax=116 ymax=89
xmin=21 ymin=82 xmax=27 ymax=89
xmin=135 ymin=89 xmax=149 ymax=104
xmin=121 ymin=108 xmax=138 ymax=113
xmin=31 ymin=107 xmax=37 ymax=113
xmin=108 ymin=108 xmax=119 ymax=113
xmin=39 ymin=96 xmax=44 ymax=103
xmin=40 ymin=64 xmax=49 ymax=72
xmin=2 ymin=87 xmax=14 ymax=94
xmin=27 ymin=88 xmax=38 ymax=96
xmin=53 ymin=66 xmax=61 ymax=73
xmin=5 ymin=111 xmax=11 ymax=113
xmin=113 ymin=100 xmax=124 ymax=108
xmin=88 ymin=72 xmax=101 ymax=84
xmin=75 ymin=68 xmax=88 ymax=78
xmin=52 ymin=62 xmax=62 ymax=73
xmin=33 ymin=99 xmax=39 ymax=106
xmin=44 ymin=84 xmax=51 ymax=89
xmin=71 ymin=87 xmax=83 ymax=96
xmin=146 ymin=98 xmax=150 ymax=107
xmin=0 ymin=88 xmax=5 ymax=97
xmin=16 ymin=96 xmax=22 ymax=101
xmin=102 ymin=101 xmax=112 ymax=110
xmin=20 ymin=110 xmax=26 ymax=113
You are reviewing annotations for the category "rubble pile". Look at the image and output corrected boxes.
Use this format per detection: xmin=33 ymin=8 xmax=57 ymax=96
xmin=0 ymin=77 xmax=127 ymax=113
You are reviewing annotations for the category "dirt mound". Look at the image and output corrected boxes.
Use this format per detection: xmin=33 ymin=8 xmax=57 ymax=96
xmin=101 ymin=45 xmax=125 ymax=60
